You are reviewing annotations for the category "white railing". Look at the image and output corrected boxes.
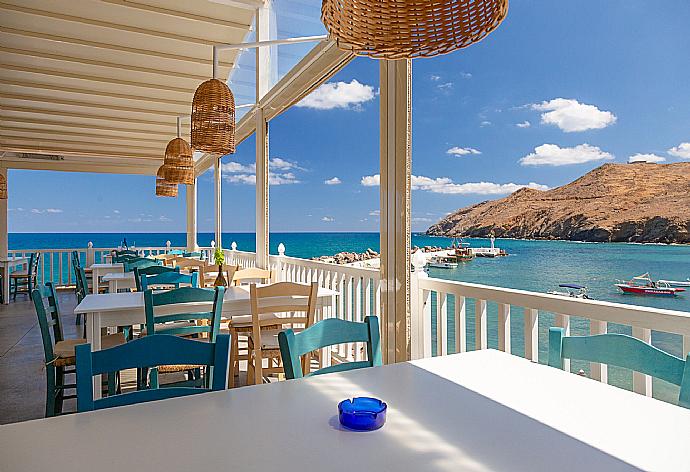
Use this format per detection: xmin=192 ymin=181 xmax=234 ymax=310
xmin=8 ymin=243 xmax=185 ymax=287
xmin=409 ymin=253 xmax=690 ymax=399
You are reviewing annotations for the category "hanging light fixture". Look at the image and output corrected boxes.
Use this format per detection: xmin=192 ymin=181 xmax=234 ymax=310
xmin=190 ymin=48 xmax=236 ymax=155
xmin=0 ymin=173 xmax=7 ymax=199
xmin=162 ymin=117 xmax=194 ymax=185
xmin=321 ymin=0 xmax=509 ymax=60
xmin=155 ymin=165 xmax=178 ymax=197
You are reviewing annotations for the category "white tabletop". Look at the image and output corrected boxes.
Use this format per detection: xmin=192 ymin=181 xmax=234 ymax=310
xmin=101 ymin=272 xmax=135 ymax=282
xmin=1 ymin=350 xmax=687 ymax=471
xmin=0 ymin=256 xmax=28 ymax=264
xmin=89 ymin=263 xmax=123 ymax=270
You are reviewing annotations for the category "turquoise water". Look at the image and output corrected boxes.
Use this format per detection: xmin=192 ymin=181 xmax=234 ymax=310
xmin=11 ymin=232 xmax=690 ymax=402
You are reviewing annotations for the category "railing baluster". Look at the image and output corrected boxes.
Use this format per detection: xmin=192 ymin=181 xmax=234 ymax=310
xmin=49 ymin=252 xmax=54 ymax=286
xmin=684 ymin=335 xmax=690 ymax=359
xmin=437 ymin=292 xmax=448 ymax=356
xmin=338 ymin=274 xmax=347 ymax=358
xmin=455 ymin=295 xmax=466 ymax=353
xmin=58 ymin=253 xmax=63 ymax=287
xmin=590 ymin=319 xmax=608 ymax=383
xmin=555 ymin=313 xmax=570 ymax=371
xmin=475 ymin=299 xmax=488 ymax=350
xmin=498 ymin=303 xmax=511 ymax=353
xmin=354 ymin=276 xmax=363 ymax=361
xmin=632 ymin=326 xmax=652 ymax=396
xmin=422 ymin=289 xmax=432 ymax=358
xmin=524 ymin=308 xmax=538 ymax=362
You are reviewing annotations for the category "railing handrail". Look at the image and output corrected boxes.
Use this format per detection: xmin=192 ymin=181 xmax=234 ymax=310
xmin=418 ymin=277 xmax=690 ymax=337
xmin=272 ymin=254 xmax=380 ymax=277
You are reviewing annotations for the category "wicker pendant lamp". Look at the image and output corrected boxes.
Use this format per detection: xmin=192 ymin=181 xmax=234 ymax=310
xmin=155 ymin=165 xmax=178 ymax=197
xmin=161 ymin=117 xmax=194 ymax=185
xmin=0 ymin=173 xmax=6 ymax=200
xmin=321 ymin=0 xmax=509 ymax=59
xmin=191 ymin=78 xmax=236 ymax=155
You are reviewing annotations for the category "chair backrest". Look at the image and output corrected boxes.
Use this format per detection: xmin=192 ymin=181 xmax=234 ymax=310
xmin=233 ymin=267 xmax=271 ymax=286
xmin=250 ymin=282 xmax=318 ymax=341
xmin=199 ymin=263 xmax=238 ymax=287
xmin=172 ymin=257 xmax=206 ymax=271
xmin=71 ymin=250 xmax=81 ymax=269
xmin=76 ymin=266 xmax=89 ymax=302
xmin=140 ymin=271 xmax=198 ymax=291
xmin=144 ymin=286 xmax=224 ymax=340
xmin=123 ymin=258 xmax=161 ymax=272
xmin=548 ymin=327 xmax=690 ymax=409
xmin=133 ymin=265 xmax=179 ymax=291
xmin=183 ymin=251 xmax=202 ymax=258
xmin=75 ymin=334 xmax=230 ymax=412
xmin=279 ymin=316 xmax=382 ymax=379
xmin=28 ymin=252 xmax=40 ymax=278
xmin=31 ymin=286 xmax=63 ymax=366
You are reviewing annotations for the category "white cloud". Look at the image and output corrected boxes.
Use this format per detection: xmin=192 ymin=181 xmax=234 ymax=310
xmin=113 ymin=209 xmax=120 ymax=214
xmin=321 ymin=216 xmax=335 ymax=222
xmin=412 ymin=217 xmax=433 ymax=223
xmin=668 ymin=142 xmax=690 ymax=159
xmin=324 ymin=177 xmax=341 ymax=185
xmin=222 ymin=158 xmax=303 ymax=185
xmin=296 ymin=79 xmax=375 ymax=110
xmin=158 ymin=215 xmax=172 ymax=222
xmin=460 ymin=72 xmax=472 ymax=79
xmin=519 ymin=143 xmax=614 ymax=166
xmin=361 ymin=174 xmax=548 ymax=195
xmin=437 ymin=82 xmax=453 ymax=91
xmin=369 ymin=210 xmax=380 ymax=216
xmin=516 ymin=120 xmax=531 ymax=128
xmin=30 ymin=209 xmax=41 ymax=214
xmin=480 ymin=121 xmax=492 ymax=127
xmin=628 ymin=153 xmax=666 ymax=164
xmin=447 ymin=146 xmax=481 ymax=156
xmin=46 ymin=208 xmax=63 ymax=213
xmin=531 ymin=98 xmax=616 ymax=132
xmin=29 ymin=208 xmax=63 ymax=214
xmin=361 ymin=174 xmax=381 ymax=186
xmin=430 ymin=75 xmax=441 ymax=81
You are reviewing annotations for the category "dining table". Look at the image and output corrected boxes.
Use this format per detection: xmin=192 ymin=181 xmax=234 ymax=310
xmin=1 ymin=349 xmax=687 ymax=471
xmin=0 ymin=256 xmax=28 ymax=304
xmin=74 ymin=285 xmax=337 ymax=398
xmin=101 ymin=271 xmax=135 ymax=293
xmin=89 ymin=262 xmax=123 ymax=292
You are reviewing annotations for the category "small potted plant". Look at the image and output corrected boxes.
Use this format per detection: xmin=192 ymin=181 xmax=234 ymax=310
xmin=213 ymin=247 xmax=226 ymax=287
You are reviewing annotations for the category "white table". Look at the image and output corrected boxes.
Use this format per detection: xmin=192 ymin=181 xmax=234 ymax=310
xmin=2 ymin=350 xmax=688 ymax=471
xmin=0 ymin=256 xmax=28 ymax=304
xmin=89 ymin=262 xmax=123 ymax=293
xmin=74 ymin=285 xmax=337 ymax=398
xmin=101 ymin=272 xmax=135 ymax=293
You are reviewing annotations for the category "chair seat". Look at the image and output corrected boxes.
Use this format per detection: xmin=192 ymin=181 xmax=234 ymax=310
xmin=9 ymin=271 xmax=29 ymax=278
xmin=248 ymin=328 xmax=303 ymax=350
xmin=157 ymin=364 xmax=202 ymax=373
xmin=52 ymin=333 xmax=126 ymax=365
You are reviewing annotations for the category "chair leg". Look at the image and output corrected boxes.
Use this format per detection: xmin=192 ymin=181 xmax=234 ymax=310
xmin=45 ymin=366 xmax=56 ymax=418
xmin=228 ymin=329 xmax=237 ymax=388
xmin=107 ymin=372 xmax=117 ymax=396
xmin=55 ymin=366 xmax=65 ymax=415
xmin=254 ymin=349 xmax=263 ymax=385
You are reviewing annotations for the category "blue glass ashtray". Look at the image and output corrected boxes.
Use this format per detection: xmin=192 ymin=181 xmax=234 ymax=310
xmin=338 ymin=397 xmax=387 ymax=431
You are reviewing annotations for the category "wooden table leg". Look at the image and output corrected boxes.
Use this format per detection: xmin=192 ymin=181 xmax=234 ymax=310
xmin=87 ymin=312 xmax=103 ymax=400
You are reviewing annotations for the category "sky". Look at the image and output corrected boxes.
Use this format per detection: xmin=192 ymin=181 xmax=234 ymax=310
xmin=7 ymin=0 xmax=690 ymax=234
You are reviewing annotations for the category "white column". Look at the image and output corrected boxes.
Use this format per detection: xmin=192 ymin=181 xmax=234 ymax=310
xmin=254 ymin=4 xmax=271 ymax=269
xmin=186 ymin=178 xmax=198 ymax=251
xmin=0 ymin=167 xmax=8 ymax=304
xmin=379 ymin=59 xmax=412 ymax=363
xmin=213 ymin=158 xmax=222 ymax=249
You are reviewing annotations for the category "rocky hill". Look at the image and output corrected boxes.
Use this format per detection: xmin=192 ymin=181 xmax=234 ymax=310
xmin=426 ymin=162 xmax=690 ymax=243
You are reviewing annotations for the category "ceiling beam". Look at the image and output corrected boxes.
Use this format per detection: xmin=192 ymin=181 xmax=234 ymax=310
xmin=0 ymin=125 xmax=171 ymax=144
xmin=1 ymin=27 xmax=235 ymax=68
xmin=0 ymin=78 xmax=191 ymax=107
xmin=0 ymin=132 xmax=165 ymax=150
xmin=0 ymin=144 xmax=161 ymax=160
xmin=1 ymin=47 xmax=211 ymax=81
xmin=1 ymin=154 xmax=160 ymax=175
xmin=0 ymin=116 xmax=182 ymax=137
xmin=0 ymin=105 xmax=176 ymax=127
xmin=0 ymin=136 xmax=163 ymax=155
xmin=0 ymin=63 xmax=193 ymax=94
xmin=0 ymin=2 xmax=249 ymax=43
xmin=100 ymin=0 xmax=252 ymax=30
xmin=0 ymin=92 xmax=185 ymax=117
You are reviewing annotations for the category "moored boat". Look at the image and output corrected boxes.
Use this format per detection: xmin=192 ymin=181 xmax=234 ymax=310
xmin=615 ymin=273 xmax=685 ymax=296
xmin=657 ymin=278 xmax=690 ymax=288
xmin=547 ymin=284 xmax=590 ymax=299
xmin=426 ymin=256 xmax=458 ymax=269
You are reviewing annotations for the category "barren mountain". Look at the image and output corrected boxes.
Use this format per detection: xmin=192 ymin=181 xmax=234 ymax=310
xmin=426 ymin=162 xmax=690 ymax=243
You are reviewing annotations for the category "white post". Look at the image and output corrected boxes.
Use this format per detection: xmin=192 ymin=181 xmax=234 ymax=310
xmin=276 ymin=242 xmax=286 ymax=282
xmin=379 ymin=58 xmax=412 ymax=364
xmin=410 ymin=250 xmax=428 ymax=360
xmin=86 ymin=241 xmax=95 ymax=266
xmin=230 ymin=241 xmax=237 ymax=266
xmin=186 ymin=178 xmax=198 ymax=252
xmin=255 ymin=4 xmax=271 ymax=270
xmin=213 ymin=158 xmax=222 ymax=250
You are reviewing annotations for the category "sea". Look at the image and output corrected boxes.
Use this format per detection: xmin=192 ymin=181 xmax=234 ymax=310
xmin=10 ymin=232 xmax=690 ymax=403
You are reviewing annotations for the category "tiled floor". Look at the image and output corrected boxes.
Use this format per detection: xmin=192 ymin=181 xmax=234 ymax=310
xmin=0 ymin=291 xmax=81 ymax=424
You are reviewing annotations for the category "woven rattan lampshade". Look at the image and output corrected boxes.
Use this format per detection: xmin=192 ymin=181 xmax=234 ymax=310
xmin=155 ymin=165 xmax=178 ymax=197
xmin=191 ymin=78 xmax=236 ymax=155
xmin=321 ymin=0 xmax=509 ymax=59
xmin=0 ymin=173 xmax=6 ymax=200
xmin=163 ymin=137 xmax=194 ymax=185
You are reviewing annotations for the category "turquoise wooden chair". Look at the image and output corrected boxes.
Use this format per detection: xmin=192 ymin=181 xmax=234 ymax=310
xmin=76 ymin=334 xmax=230 ymax=412
xmin=278 ymin=316 xmax=382 ymax=380
xmin=548 ymin=327 xmax=690 ymax=409
xmin=143 ymin=286 xmax=225 ymax=388
xmin=133 ymin=265 xmax=179 ymax=291
xmin=140 ymin=271 xmax=198 ymax=291
xmin=123 ymin=258 xmax=160 ymax=272
xmin=10 ymin=252 xmax=40 ymax=300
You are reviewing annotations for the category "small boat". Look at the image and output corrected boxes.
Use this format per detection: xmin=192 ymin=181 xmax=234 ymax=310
xmin=454 ymin=247 xmax=474 ymax=262
xmin=548 ymin=284 xmax=590 ymax=299
xmin=657 ymin=278 xmax=690 ymax=288
xmin=426 ymin=256 xmax=458 ymax=269
xmin=615 ymin=273 xmax=685 ymax=296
